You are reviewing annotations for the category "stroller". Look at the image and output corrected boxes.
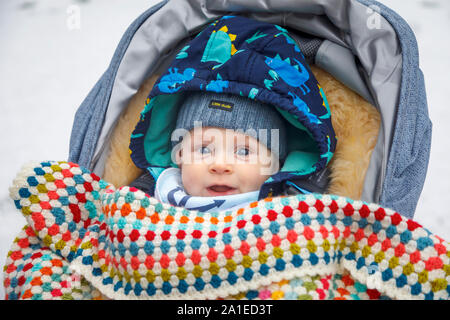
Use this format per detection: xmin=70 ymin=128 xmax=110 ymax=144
xmin=70 ymin=0 xmax=431 ymax=221
xmin=5 ymin=0 xmax=447 ymax=300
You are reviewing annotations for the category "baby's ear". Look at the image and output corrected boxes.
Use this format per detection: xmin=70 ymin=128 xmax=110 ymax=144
xmin=174 ymin=148 xmax=183 ymax=167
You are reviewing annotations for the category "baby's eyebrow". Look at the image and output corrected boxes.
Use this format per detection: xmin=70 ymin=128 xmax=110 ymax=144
xmin=202 ymin=136 xmax=214 ymax=144
xmin=190 ymin=134 xmax=213 ymax=145
xmin=233 ymin=135 xmax=250 ymax=145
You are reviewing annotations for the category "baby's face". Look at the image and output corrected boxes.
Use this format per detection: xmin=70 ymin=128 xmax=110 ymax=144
xmin=174 ymin=127 xmax=278 ymax=197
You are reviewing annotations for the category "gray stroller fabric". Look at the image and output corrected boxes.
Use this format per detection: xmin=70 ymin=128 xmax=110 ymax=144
xmin=69 ymin=0 xmax=431 ymax=219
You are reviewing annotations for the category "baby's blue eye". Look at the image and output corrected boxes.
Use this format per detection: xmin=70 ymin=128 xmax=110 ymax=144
xmin=197 ymin=146 xmax=211 ymax=154
xmin=236 ymin=147 xmax=250 ymax=156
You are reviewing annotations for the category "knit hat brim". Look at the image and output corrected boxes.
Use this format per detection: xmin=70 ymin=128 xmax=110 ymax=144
xmin=172 ymin=91 xmax=287 ymax=160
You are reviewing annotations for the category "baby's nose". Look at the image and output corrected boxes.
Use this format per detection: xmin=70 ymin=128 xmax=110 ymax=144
xmin=208 ymin=161 xmax=233 ymax=175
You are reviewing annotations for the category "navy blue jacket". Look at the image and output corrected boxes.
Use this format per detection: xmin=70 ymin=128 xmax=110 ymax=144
xmin=129 ymin=15 xmax=336 ymax=199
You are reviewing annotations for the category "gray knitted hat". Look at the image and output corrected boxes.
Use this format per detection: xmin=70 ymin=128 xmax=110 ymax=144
xmin=172 ymin=91 xmax=287 ymax=160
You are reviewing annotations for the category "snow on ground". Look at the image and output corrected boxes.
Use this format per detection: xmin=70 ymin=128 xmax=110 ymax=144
xmin=0 ymin=0 xmax=159 ymax=299
xmin=0 ymin=0 xmax=449 ymax=300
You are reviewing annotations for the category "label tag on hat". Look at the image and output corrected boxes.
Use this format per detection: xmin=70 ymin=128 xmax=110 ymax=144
xmin=208 ymin=100 xmax=234 ymax=112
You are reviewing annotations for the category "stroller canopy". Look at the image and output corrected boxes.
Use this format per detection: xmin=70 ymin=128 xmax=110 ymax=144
xmin=69 ymin=0 xmax=431 ymax=219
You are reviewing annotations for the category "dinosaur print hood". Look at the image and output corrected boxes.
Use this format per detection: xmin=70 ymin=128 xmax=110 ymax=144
xmin=130 ymin=15 xmax=336 ymax=199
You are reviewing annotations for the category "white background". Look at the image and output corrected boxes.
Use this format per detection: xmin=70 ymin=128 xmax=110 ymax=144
xmin=1 ymin=0 xmax=449 ymax=299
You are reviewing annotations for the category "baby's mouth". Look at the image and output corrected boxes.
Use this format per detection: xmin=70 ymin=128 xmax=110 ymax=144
xmin=206 ymin=185 xmax=238 ymax=196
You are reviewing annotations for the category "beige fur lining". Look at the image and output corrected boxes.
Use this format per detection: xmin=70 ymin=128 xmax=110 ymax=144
xmin=310 ymin=66 xmax=381 ymax=199
xmin=101 ymin=75 xmax=160 ymax=187
xmin=102 ymin=66 xmax=380 ymax=200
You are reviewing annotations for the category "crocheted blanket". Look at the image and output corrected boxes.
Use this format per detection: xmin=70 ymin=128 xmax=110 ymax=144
xmin=3 ymin=161 xmax=449 ymax=300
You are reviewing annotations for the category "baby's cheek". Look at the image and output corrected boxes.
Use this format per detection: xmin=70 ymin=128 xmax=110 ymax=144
xmin=181 ymin=166 xmax=204 ymax=196
xmin=181 ymin=171 xmax=195 ymax=194
xmin=238 ymin=164 xmax=269 ymax=192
